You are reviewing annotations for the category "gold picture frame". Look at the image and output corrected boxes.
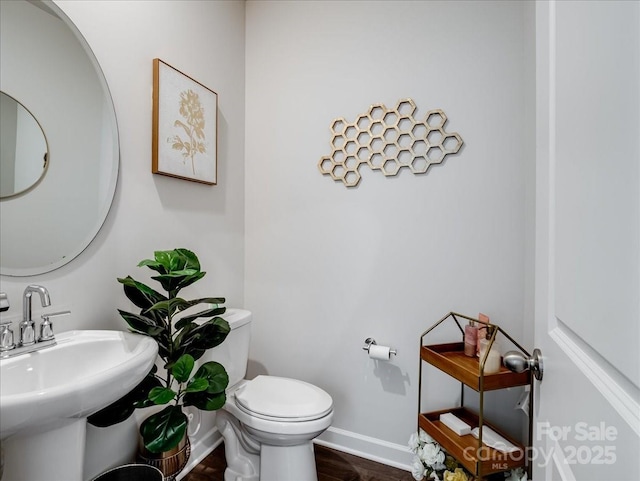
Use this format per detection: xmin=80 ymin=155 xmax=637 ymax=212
xmin=152 ymin=58 xmax=218 ymax=185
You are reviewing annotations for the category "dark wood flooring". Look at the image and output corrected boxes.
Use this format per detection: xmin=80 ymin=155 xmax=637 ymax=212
xmin=183 ymin=443 xmax=415 ymax=481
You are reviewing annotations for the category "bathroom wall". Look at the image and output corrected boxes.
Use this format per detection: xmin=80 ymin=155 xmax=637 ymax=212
xmin=0 ymin=0 xmax=246 ymax=478
xmin=0 ymin=0 xmax=536 ymax=476
xmin=244 ymin=0 xmax=535 ymax=467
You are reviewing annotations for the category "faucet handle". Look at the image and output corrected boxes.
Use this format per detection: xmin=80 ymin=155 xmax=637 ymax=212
xmin=39 ymin=311 xmax=71 ymax=342
xmin=0 ymin=322 xmax=15 ymax=351
xmin=19 ymin=319 xmax=36 ymax=347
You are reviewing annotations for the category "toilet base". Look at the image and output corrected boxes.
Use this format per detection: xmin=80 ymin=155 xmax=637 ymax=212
xmin=216 ymin=408 xmax=323 ymax=481
xmin=217 ymin=411 xmax=260 ymax=481
xmin=260 ymin=442 xmax=317 ymax=481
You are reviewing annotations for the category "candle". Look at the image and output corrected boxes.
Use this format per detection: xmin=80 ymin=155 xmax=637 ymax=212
xmin=482 ymin=349 xmax=502 ymax=374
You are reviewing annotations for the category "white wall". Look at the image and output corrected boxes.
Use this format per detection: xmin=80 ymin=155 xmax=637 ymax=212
xmin=245 ymin=0 xmax=535 ymax=467
xmin=0 ymin=0 xmax=246 ymax=478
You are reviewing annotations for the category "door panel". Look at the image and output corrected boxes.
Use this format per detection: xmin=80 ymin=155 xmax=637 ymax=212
xmin=554 ymin=0 xmax=639 ymax=387
xmin=534 ymin=1 xmax=640 ymax=480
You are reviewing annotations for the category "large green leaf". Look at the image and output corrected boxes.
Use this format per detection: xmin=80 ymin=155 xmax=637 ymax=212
xmin=173 ymin=270 xmax=206 ymax=291
xmin=137 ymin=258 xmax=167 ymax=275
xmin=182 ymin=361 xmax=228 ymax=410
xmin=173 ymin=318 xmax=230 ymax=361
xmin=171 ymin=354 xmax=194 ymax=383
xmin=185 ymin=378 xmax=209 ymax=393
xmin=118 ymin=310 xmax=165 ymax=337
xmin=194 ymin=361 xmax=228 ymax=393
xmin=138 ymin=248 xmax=195 ymax=273
xmin=183 ymin=390 xmax=226 ymax=411
xmin=182 ymin=362 xmax=228 ymax=410
xmin=140 ymin=405 xmax=188 ymax=453
xmin=146 ymin=297 xmax=190 ymax=319
xmin=149 ymin=387 xmax=176 ymax=405
xmin=165 ymin=318 xmax=230 ymax=368
xmin=136 ymin=249 xmax=206 ymax=295
xmin=147 ymin=297 xmax=222 ymax=324
xmin=151 ymin=271 xmax=205 ymax=296
xmin=133 ymin=370 xmax=164 ymax=409
xmin=157 ymin=250 xmax=179 ymax=271
xmin=138 ymin=249 xmax=177 ymax=274
xmin=138 ymin=248 xmax=200 ymax=275
xmin=117 ymin=276 xmax=167 ymax=311
xmin=174 ymin=248 xmax=200 ymax=270
xmin=175 ymin=303 xmax=226 ymax=329
xmin=170 ymin=322 xmax=198 ymax=365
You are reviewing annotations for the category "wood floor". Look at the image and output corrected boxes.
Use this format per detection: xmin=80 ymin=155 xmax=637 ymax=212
xmin=183 ymin=443 xmax=415 ymax=481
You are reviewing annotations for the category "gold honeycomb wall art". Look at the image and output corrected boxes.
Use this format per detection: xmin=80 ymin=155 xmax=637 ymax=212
xmin=318 ymin=98 xmax=463 ymax=187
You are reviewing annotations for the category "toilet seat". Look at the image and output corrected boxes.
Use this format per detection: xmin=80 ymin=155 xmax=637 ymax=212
xmin=234 ymin=375 xmax=333 ymax=422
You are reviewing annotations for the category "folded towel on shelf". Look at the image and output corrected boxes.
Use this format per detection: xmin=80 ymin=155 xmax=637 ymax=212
xmin=471 ymin=426 xmax=520 ymax=453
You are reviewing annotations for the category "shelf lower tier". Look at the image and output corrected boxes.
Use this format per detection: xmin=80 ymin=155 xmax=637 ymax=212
xmin=418 ymin=407 xmax=526 ymax=477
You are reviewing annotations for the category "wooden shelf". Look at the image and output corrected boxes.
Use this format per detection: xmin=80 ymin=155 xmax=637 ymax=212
xmin=418 ymin=314 xmax=533 ymax=478
xmin=421 ymin=342 xmax=530 ymax=391
xmin=418 ymin=407 xmax=526 ymax=477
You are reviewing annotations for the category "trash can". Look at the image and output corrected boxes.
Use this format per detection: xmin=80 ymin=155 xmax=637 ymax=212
xmin=91 ymin=464 xmax=164 ymax=481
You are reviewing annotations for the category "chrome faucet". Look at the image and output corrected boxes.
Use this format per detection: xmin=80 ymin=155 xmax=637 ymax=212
xmin=21 ymin=285 xmax=51 ymax=347
xmin=0 ymin=286 xmax=70 ymax=359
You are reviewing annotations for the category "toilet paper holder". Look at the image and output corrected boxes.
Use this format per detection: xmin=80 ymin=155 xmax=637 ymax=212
xmin=362 ymin=337 xmax=397 ymax=356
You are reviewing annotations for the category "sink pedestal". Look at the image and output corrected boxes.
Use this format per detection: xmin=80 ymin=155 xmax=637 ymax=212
xmin=83 ymin=417 xmax=139 ymax=481
xmin=2 ymin=418 xmax=86 ymax=481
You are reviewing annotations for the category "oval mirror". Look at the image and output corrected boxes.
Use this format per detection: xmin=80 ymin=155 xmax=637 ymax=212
xmin=0 ymin=92 xmax=49 ymax=198
xmin=0 ymin=0 xmax=119 ymax=276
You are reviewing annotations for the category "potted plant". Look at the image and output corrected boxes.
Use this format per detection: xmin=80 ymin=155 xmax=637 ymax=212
xmin=89 ymin=248 xmax=230 ymax=464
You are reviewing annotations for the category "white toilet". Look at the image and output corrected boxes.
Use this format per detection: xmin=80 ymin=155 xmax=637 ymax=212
xmin=207 ymin=309 xmax=333 ymax=481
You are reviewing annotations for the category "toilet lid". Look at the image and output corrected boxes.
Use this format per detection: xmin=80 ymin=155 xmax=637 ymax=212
xmin=235 ymin=375 xmax=333 ymax=421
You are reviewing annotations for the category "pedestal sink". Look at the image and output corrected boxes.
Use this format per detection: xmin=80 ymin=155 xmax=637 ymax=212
xmin=0 ymin=330 xmax=158 ymax=481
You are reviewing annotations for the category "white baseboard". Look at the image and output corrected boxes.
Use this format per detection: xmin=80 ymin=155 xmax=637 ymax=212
xmin=315 ymin=426 xmax=413 ymax=472
xmin=177 ymin=424 xmax=413 ymax=479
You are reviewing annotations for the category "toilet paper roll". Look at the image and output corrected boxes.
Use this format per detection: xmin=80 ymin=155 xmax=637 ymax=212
xmin=369 ymin=344 xmax=392 ymax=361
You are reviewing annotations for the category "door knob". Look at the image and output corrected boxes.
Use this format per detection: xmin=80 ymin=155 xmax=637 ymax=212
xmin=503 ymin=348 xmax=543 ymax=381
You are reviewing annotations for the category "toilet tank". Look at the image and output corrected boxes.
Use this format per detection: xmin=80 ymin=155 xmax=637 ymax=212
xmin=202 ymin=308 xmax=251 ymax=388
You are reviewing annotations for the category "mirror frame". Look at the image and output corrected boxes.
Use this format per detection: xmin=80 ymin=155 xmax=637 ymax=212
xmin=0 ymin=0 xmax=119 ymax=277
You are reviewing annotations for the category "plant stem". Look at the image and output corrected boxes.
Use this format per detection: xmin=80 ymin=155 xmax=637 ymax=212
xmin=166 ymin=288 xmax=174 ymax=388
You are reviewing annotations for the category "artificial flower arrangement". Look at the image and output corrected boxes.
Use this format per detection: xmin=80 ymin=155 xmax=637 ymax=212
xmin=409 ymin=429 xmax=473 ymax=481
xmin=408 ymin=429 xmax=528 ymax=481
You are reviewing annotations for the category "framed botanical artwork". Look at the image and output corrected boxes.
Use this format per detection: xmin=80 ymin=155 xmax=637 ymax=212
xmin=152 ymin=58 xmax=218 ymax=184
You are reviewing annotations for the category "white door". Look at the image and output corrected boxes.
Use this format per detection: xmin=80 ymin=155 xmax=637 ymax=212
xmin=533 ymin=1 xmax=639 ymax=480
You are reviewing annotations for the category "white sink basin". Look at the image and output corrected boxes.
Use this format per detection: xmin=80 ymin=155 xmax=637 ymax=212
xmin=0 ymin=330 xmax=158 ymax=439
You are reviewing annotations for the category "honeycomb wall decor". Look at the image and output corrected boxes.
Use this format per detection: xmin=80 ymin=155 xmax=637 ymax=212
xmin=318 ymin=98 xmax=463 ymax=187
